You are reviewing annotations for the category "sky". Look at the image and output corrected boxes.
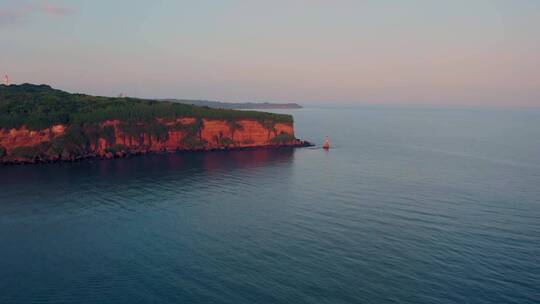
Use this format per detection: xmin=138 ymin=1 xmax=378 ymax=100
xmin=1 ymin=0 xmax=539 ymax=106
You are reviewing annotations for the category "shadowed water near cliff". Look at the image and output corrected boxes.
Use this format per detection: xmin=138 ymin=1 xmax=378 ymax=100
xmin=1 ymin=106 xmax=539 ymax=303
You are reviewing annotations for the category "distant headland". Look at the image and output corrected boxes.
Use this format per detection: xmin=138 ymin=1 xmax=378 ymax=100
xmin=0 ymin=84 xmax=310 ymax=164
xmin=163 ymin=99 xmax=303 ymax=110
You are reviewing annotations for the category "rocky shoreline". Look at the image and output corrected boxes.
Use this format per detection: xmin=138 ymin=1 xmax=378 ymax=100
xmin=1 ymin=84 xmax=311 ymax=165
xmin=0 ymin=140 xmax=313 ymax=165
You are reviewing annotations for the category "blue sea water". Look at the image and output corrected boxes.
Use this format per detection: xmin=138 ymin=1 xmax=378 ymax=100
xmin=0 ymin=106 xmax=539 ymax=304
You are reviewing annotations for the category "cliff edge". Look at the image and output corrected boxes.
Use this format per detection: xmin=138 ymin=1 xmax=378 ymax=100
xmin=0 ymin=84 xmax=310 ymax=164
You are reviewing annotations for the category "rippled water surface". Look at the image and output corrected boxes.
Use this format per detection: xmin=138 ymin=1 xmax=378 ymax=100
xmin=1 ymin=106 xmax=539 ymax=303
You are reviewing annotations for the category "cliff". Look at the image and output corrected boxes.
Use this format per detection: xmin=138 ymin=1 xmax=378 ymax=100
xmin=0 ymin=84 xmax=309 ymax=164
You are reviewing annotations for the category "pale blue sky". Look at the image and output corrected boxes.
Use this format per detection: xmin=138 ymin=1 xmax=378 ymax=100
xmin=1 ymin=0 xmax=539 ymax=106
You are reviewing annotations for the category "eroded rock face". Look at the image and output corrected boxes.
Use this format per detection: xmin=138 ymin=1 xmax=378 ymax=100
xmin=0 ymin=126 xmax=59 ymax=151
xmin=0 ymin=118 xmax=304 ymax=164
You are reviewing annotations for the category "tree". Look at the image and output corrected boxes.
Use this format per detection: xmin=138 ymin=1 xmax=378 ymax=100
xmin=226 ymin=119 xmax=244 ymax=142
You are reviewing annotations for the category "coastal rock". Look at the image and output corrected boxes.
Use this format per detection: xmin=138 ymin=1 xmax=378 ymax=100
xmin=0 ymin=83 xmax=311 ymax=164
xmin=0 ymin=118 xmax=308 ymax=164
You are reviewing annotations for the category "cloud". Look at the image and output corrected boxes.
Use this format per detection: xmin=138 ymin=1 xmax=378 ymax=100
xmin=0 ymin=1 xmax=74 ymax=26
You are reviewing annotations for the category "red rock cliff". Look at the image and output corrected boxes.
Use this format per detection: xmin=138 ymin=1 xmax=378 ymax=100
xmin=0 ymin=118 xmax=306 ymax=163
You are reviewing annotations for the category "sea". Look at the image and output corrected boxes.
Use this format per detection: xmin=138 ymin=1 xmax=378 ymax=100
xmin=0 ymin=106 xmax=539 ymax=304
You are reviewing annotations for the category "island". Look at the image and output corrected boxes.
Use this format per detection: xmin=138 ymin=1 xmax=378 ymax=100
xmin=163 ymin=99 xmax=303 ymax=110
xmin=0 ymin=84 xmax=310 ymax=164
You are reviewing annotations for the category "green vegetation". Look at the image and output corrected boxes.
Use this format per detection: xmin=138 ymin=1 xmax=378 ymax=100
xmin=164 ymin=99 xmax=302 ymax=110
xmin=212 ymin=132 xmax=235 ymax=147
xmin=10 ymin=141 xmax=69 ymax=161
xmin=0 ymin=84 xmax=293 ymax=131
xmin=270 ymin=132 xmax=296 ymax=144
xmin=105 ymin=144 xmax=128 ymax=154
xmin=218 ymin=137 xmax=234 ymax=146
xmin=170 ymin=118 xmax=202 ymax=135
xmin=226 ymin=119 xmax=244 ymax=141
xmin=0 ymin=84 xmax=298 ymax=161
xmin=258 ymin=119 xmax=277 ymax=139
xmin=11 ymin=146 xmax=41 ymax=160
xmin=181 ymin=137 xmax=207 ymax=149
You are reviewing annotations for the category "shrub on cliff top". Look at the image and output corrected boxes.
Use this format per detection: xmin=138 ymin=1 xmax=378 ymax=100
xmin=0 ymin=84 xmax=293 ymax=130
